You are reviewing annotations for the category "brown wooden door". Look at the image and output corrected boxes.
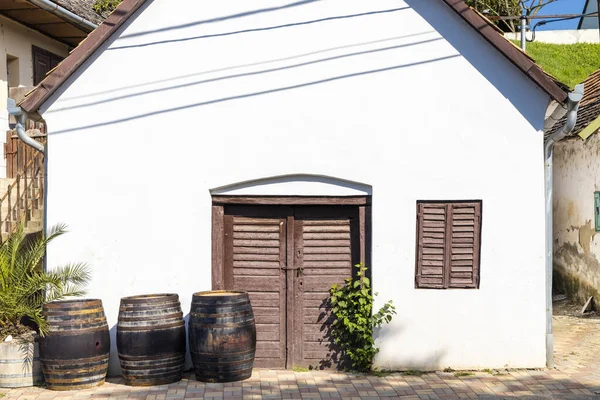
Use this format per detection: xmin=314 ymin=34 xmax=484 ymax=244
xmin=223 ymin=214 xmax=288 ymax=369
xmin=222 ymin=205 xmax=359 ymax=369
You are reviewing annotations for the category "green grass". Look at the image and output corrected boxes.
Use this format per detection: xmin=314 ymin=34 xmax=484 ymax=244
xmin=512 ymin=41 xmax=600 ymax=88
xmin=482 ymin=368 xmax=494 ymax=374
xmin=454 ymin=371 xmax=475 ymax=377
xmin=403 ymin=369 xmax=425 ymax=376
xmin=291 ymin=366 xmax=311 ymax=372
xmin=371 ymin=369 xmax=395 ymax=377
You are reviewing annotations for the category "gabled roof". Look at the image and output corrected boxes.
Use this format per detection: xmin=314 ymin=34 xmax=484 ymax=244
xmin=440 ymin=0 xmax=568 ymax=103
xmin=52 ymin=0 xmax=107 ymax=26
xmin=546 ymin=69 xmax=600 ymax=139
xmin=20 ymin=0 xmax=570 ymax=115
xmin=0 ymin=0 xmax=106 ymax=46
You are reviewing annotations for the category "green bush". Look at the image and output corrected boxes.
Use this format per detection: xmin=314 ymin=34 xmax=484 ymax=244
xmin=329 ymin=264 xmax=396 ymax=372
xmin=0 ymin=224 xmax=90 ymax=340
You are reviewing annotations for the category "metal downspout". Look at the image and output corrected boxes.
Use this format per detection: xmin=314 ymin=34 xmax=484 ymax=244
xmin=7 ymin=99 xmax=45 ymax=154
xmin=27 ymin=0 xmax=97 ymax=33
xmin=544 ymin=84 xmax=584 ymax=367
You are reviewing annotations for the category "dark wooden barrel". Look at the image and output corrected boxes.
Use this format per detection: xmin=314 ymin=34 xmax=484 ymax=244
xmin=116 ymin=293 xmax=186 ymax=386
xmin=189 ymin=291 xmax=256 ymax=383
xmin=39 ymin=299 xmax=110 ymax=391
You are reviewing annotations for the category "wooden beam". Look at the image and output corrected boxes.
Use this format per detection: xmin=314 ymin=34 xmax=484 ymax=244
xmin=211 ymin=196 xmax=370 ymax=206
xmin=211 ymin=205 xmax=224 ymax=290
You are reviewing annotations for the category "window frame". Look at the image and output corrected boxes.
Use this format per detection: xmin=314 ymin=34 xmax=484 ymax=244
xmin=32 ymin=46 xmax=64 ymax=86
xmin=595 ymin=192 xmax=600 ymax=232
xmin=414 ymin=200 xmax=482 ymax=290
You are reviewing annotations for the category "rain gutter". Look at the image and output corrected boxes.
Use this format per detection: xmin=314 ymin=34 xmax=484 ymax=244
xmin=543 ymin=83 xmax=584 ymax=367
xmin=7 ymin=99 xmax=45 ymax=154
xmin=27 ymin=0 xmax=98 ymax=33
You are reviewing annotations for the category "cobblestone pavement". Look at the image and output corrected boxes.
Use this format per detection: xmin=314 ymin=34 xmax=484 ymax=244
xmin=2 ymin=315 xmax=600 ymax=400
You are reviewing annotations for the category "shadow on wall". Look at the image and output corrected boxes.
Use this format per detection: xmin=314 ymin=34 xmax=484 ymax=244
xmin=405 ymin=0 xmax=547 ymax=131
xmin=48 ymin=3 xmax=461 ymax=134
xmin=108 ymin=325 xmax=120 ymax=376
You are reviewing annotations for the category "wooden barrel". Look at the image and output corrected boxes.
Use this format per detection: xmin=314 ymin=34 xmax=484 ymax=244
xmin=39 ymin=299 xmax=110 ymax=391
xmin=116 ymin=293 xmax=186 ymax=386
xmin=189 ymin=291 xmax=256 ymax=383
xmin=0 ymin=341 xmax=43 ymax=388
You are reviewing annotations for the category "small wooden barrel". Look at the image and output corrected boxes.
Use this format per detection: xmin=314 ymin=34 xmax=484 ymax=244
xmin=116 ymin=293 xmax=186 ymax=386
xmin=189 ymin=291 xmax=256 ymax=383
xmin=0 ymin=341 xmax=43 ymax=388
xmin=40 ymin=299 xmax=110 ymax=391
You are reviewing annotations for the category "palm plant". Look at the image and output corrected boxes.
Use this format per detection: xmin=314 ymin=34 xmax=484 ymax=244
xmin=0 ymin=223 xmax=91 ymax=340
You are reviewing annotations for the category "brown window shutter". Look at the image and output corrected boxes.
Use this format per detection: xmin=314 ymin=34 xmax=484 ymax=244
xmin=415 ymin=203 xmax=447 ymax=289
xmin=32 ymin=46 xmax=64 ymax=86
xmin=416 ymin=201 xmax=481 ymax=289
xmin=448 ymin=202 xmax=481 ymax=289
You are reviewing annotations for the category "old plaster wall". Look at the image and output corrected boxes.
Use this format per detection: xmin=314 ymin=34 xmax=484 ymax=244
xmin=553 ymin=134 xmax=600 ymax=302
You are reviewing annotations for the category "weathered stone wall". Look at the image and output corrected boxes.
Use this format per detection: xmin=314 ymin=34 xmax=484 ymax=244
xmin=553 ymin=134 xmax=600 ymax=302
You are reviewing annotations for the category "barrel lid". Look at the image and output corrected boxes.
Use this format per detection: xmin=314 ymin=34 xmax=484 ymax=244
xmin=44 ymin=299 xmax=102 ymax=308
xmin=193 ymin=290 xmax=248 ymax=297
xmin=120 ymin=293 xmax=179 ymax=303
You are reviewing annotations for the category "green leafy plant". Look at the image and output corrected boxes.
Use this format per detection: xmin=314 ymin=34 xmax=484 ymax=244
xmin=403 ymin=369 xmax=425 ymax=376
xmin=329 ymin=263 xmax=396 ymax=372
xmin=0 ymin=224 xmax=91 ymax=340
xmin=93 ymin=0 xmax=121 ymax=15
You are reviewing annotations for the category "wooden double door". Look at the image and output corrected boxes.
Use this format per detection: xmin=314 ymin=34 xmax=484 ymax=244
xmin=218 ymin=204 xmax=362 ymax=369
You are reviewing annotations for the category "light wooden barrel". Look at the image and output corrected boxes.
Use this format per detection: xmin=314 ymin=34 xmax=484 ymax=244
xmin=40 ymin=299 xmax=110 ymax=391
xmin=189 ymin=291 xmax=256 ymax=383
xmin=0 ymin=341 xmax=43 ymax=388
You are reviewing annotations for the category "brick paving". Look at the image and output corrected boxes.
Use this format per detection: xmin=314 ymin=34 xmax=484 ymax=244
xmin=2 ymin=315 xmax=600 ymax=399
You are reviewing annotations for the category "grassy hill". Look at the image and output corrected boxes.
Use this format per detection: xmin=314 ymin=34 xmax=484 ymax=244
xmin=517 ymin=41 xmax=600 ymax=88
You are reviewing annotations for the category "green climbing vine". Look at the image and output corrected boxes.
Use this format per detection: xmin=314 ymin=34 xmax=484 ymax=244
xmin=329 ymin=263 xmax=396 ymax=372
xmin=93 ymin=0 xmax=122 ymax=15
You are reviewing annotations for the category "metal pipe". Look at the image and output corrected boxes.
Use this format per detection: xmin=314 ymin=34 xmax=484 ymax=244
xmin=520 ymin=15 xmax=527 ymax=51
xmin=27 ymin=0 xmax=97 ymax=33
xmin=7 ymin=99 xmax=45 ymax=154
xmin=489 ymin=12 xmax=598 ymax=20
xmin=543 ymin=83 xmax=584 ymax=367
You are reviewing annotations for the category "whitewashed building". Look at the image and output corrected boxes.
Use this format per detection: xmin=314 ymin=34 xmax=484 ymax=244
xmin=18 ymin=0 xmax=574 ymax=373
xmin=550 ymin=69 xmax=600 ymax=305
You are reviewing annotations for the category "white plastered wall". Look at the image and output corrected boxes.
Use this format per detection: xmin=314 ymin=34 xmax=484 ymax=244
xmin=0 ymin=16 xmax=69 ymax=177
xmin=40 ymin=0 xmax=549 ymax=373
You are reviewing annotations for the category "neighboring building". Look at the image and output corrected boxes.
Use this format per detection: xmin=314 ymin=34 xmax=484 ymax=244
xmin=0 ymin=0 xmax=103 ymax=177
xmin=579 ymin=0 xmax=599 ymax=30
xmin=549 ymin=69 xmax=600 ymax=304
xmin=504 ymin=30 xmax=599 ymax=44
xmin=19 ymin=0 xmax=571 ymax=373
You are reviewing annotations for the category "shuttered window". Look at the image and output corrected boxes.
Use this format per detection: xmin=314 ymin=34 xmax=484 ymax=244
xmin=415 ymin=201 xmax=482 ymax=289
xmin=32 ymin=46 xmax=64 ymax=86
